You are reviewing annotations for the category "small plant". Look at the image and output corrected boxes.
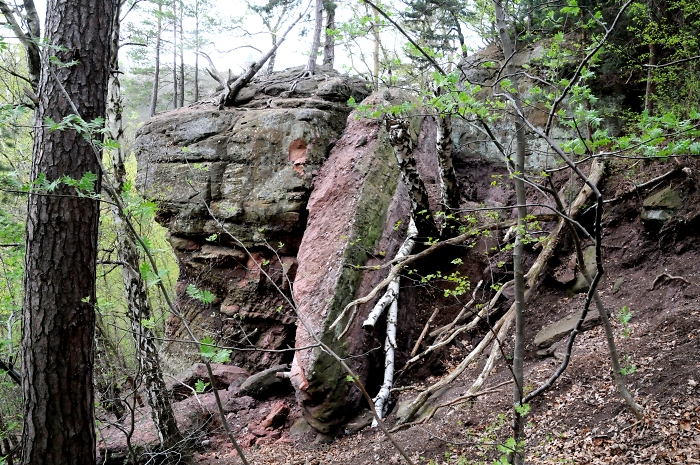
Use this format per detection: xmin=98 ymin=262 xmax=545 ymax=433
xmin=617 ymin=305 xmax=633 ymax=338
xmin=620 ymin=354 xmax=637 ymax=376
xmin=194 ymin=379 xmax=209 ymax=393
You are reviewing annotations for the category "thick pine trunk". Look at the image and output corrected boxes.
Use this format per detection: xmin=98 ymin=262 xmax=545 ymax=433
xmin=21 ymin=0 xmax=114 ymax=463
xmin=107 ymin=4 xmax=188 ymax=462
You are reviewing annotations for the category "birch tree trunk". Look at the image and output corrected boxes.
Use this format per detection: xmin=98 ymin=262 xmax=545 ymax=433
xmin=384 ymin=117 xmax=439 ymax=239
xmin=107 ymin=4 xmax=189 ymax=462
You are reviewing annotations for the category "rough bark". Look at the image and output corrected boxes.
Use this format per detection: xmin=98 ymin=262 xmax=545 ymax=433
xmin=149 ymin=2 xmax=162 ymax=117
xmin=107 ymin=3 xmax=189 ymax=461
xmin=21 ymin=0 xmax=115 ymax=463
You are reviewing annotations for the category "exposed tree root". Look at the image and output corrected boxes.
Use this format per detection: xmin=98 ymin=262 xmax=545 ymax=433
xmin=410 ymin=307 xmax=440 ymax=358
xmin=650 ymin=272 xmax=691 ymax=290
xmin=397 ymin=162 xmax=605 ymax=424
xmin=397 ymin=306 xmax=515 ymax=424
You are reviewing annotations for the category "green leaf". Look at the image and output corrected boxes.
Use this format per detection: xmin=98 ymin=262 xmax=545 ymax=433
xmin=194 ymin=379 xmax=209 ymax=393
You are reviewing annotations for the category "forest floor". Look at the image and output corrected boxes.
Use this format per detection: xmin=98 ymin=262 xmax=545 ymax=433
xmin=189 ymin=155 xmax=700 ymax=465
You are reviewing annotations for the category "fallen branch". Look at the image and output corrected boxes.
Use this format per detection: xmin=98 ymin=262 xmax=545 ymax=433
xmin=390 ymin=380 xmax=511 ymax=432
xmin=398 ymin=281 xmax=506 ymax=378
xmin=428 ymin=280 xmax=483 ymax=338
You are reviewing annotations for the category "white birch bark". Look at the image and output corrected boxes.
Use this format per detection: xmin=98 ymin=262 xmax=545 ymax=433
xmin=372 ymin=298 xmax=398 ymax=426
xmin=363 ymin=218 xmax=417 ymax=328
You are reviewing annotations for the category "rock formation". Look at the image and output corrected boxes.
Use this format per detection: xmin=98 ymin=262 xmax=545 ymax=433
xmin=135 ymin=66 xmax=370 ymax=375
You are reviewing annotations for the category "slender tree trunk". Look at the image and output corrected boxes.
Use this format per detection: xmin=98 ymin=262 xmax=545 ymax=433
xmin=0 ymin=0 xmax=41 ymax=88
xmin=373 ymin=9 xmax=380 ymax=90
xmin=194 ymin=0 xmax=200 ymax=101
xmin=149 ymin=2 xmax=162 ymax=117
xmin=644 ymin=43 xmax=658 ymax=114
xmin=172 ymin=0 xmax=178 ymax=109
xmin=435 ymin=112 xmax=460 ymax=219
xmin=322 ymin=1 xmax=335 ymax=67
xmin=21 ymin=0 xmax=115 ymax=463
xmin=107 ymin=4 xmax=189 ymax=462
xmin=178 ymin=0 xmax=184 ymax=108
xmin=267 ymin=34 xmax=277 ymax=75
xmin=306 ymin=0 xmax=323 ymax=74
xmin=494 ymin=2 xmax=527 ymax=463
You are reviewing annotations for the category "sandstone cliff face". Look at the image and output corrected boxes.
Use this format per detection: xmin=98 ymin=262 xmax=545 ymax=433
xmin=134 ymin=67 xmax=370 ymax=374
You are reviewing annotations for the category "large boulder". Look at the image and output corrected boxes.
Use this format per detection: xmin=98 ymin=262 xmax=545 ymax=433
xmin=134 ymin=67 xmax=370 ymax=375
xmin=289 ymin=90 xmax=424 ymax=433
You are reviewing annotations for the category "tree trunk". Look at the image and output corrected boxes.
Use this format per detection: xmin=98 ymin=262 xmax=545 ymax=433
xmin=21 ymin=0 xmax=115 ymax=463
xmin=0 ymin=0 xmax=41 ymax=88
xmin=267 ymin=34 xmax=277 ymax=75
xmin=322 ymin=1 xmax=335 ymax=67
xmin=493 ymin=2 xmax=527 ymax=463
xmin=172 ymin=0 xmax=178 ymax=109
xmin=306 ymin=0 xmax=323 ymax=74
xmin=107 ymin=3 xmax=189 ymax=462
xmin=178 ymin=0 xmax=184 ymax=108
xmin=149 ymin=2 xmax=162 ymax=117
xmin=435 ymin=113 xmax=460 ymax=221
xmin=194 ymin=0 xmax=199 ymax=101
xmin=644 ymin=43 xmax=658 ymax=114
xmin=372 ymin=9 xmax=380 ymax=90
xmin=384 ymin=117 xmax=439 ymax=239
